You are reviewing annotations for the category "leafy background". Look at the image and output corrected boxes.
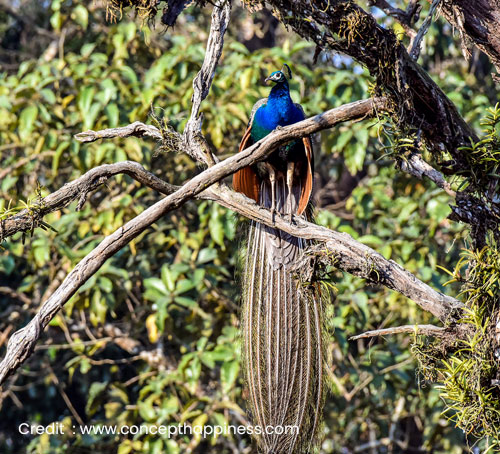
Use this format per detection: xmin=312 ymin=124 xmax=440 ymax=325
xmin=0 ymin=1 xmax=497 ymax=453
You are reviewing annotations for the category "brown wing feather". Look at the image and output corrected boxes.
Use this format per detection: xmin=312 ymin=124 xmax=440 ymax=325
xmin=233 ymin=98 xmax=267 ymax=202
xmin=298 ymin=136 xmax=314 ymax=215
xmin=233 ymin=126 xmax=259 ymax=202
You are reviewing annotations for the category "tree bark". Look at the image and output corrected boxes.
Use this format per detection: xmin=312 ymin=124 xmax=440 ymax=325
xmin=438 ymin=0 xmax=500 ymax=76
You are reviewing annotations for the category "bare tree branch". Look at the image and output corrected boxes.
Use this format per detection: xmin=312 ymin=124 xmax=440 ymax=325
xmin=350 ymin=324 xmax=446 ymax=340
xmin=1 ymin=98 xmax=386 ymax=241
xmin=207 ymin=185 xmax=463 ymax=322
xmin=398 ymin=152 xmax=456 ymax=197
xmin=0 ymin=97 xmax=396 ymax=385
xmin=0 ymin=170 xmax=463 ymax=386
xmin=409 ymin=0 xmax=441 ymax=60
xmin=0 ymin=161 xmax=178 ymax=241
xmin=74 ymin=121 xmax=162 ymax=143
xmin=183 ymin=1 xmax=230 ymax=165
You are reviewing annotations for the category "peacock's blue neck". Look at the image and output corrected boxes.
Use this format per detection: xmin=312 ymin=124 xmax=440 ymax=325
xmin=268 ymin=81 xmax=293 ymax=109
xmin=251 ymin=81 xmax=304 ymax=141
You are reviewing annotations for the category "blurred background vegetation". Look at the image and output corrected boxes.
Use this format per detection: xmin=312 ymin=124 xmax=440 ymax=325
xmin=0 ymin=0 xmax=498 ymax=453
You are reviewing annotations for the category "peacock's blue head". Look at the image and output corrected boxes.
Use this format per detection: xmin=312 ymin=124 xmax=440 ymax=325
xmin=265 ymin=64 xmax=292 ymax=85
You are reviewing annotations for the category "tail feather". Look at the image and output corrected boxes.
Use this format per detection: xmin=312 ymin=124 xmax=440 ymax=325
xmin=241 ymin=178 xmax=324 ymax=454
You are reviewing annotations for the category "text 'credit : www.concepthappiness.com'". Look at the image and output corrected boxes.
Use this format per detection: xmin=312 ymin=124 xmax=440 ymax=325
xmin=19 ymin=422 xmax=300 ymax=438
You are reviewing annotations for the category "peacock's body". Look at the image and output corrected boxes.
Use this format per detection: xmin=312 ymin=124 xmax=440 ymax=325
xmin=233 ymin=66 xmax=325 ymax=454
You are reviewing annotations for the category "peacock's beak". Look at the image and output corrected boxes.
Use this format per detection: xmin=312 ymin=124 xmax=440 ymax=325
xmin=265 ymin=76 xmax=272 ymax=83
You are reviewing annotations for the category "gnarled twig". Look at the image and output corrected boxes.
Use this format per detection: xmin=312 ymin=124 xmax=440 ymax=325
xmin=0 ymin=161 xmax=178 ymax=240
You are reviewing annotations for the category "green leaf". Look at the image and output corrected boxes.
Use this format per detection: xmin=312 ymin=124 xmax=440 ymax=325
xmin=105 ymin=103 xmax=119 ymax=127
xmin=358 ymin=234 xmax=384 ymax=247
xmin=18 ymin=105 xmax=38 ymax=142
xmin=161 ymin=396 xmax=179 ymax=416
xmin=161 ymin=266 xmax=177 ymax=293
xmin=0 ymin=256 xmax=15 ymax=275
xmin=83 ymin=102 xmax=102 ymax=130
xmin=175 ymin=278 xmax=195 ymax=295
xmin=1 ymin=176 xmax=18 ymax=192
xmin=144 ymin=277 xmax=168 ymax=299
xmin=100 ymin=79 xmax=117 ymax=104
xmin=427 ymin=198 xmax=451 ymax=222
xmin=71 ymin=5 xmax=89 ymax=29
xmin=81 ymin=43 xmax=96 ymax=58
xmin=40 ymin=89 xmax=56 ymax=105
xmin=50 ymin=11 xmax=61 ymax=31
xmin=98 ymin=276 xmax=113 ymax=293
xmin=90 ymin=289 xmax=107 ymax=325
xmin=156 ymin=296 xmax=170 ymax=332
xmin=185 ymin=357 xmax=201 ymax=392
xmin=86 ymin=382 xmax=108 ymax=416
xmin=221 ymin=360 xmax=239 ymax=393
xmin=118 ymin=442 xmax=133 ymax=454
xmin=78 ymin=86 xmax=95 ymax=116
xmin=138 ymin=397 xmax=157 ymax=421
xmin=52 ymin=141 xmax=70 ymax=174
xmin=79 ymin=357 xmax=91 ymax=374
xmin=397 ymin=201 xmax=418 ymax=222
xmin=208 ymin=204 xmax=225 ymax=249
xmin=174 ymin=296 xmax=197 ymax=308
xmin=32 ymin=238 xmax=50 ymax=267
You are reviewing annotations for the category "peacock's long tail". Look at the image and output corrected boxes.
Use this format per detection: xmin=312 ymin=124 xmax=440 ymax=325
xmin=241 ymin=177 xmax=325 ymax=454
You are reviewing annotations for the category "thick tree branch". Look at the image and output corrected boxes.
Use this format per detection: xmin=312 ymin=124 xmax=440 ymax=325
xmin=437 ymin=0 xmax=500 ymax=75
xmin=1 ymin=98 xmax=386 ymax=241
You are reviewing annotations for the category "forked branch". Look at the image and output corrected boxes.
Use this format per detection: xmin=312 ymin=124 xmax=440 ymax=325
xmin=0 ymin=95 xmax=464 ymax=386
xmin=1 ymin=98 xmax=387 ymax=241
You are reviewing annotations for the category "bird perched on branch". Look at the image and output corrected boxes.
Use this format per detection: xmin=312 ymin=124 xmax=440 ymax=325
xmin=233 ymin=65 xmax=325 ymax=454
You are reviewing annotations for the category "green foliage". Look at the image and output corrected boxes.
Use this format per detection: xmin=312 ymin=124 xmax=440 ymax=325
xmin=415 ymin=245 xmax=500 ymax=448
xmin=459 ymin=104 xmax=500 ymax=193
xmin=0 ymin=1 xmax=498 ymax=453
xmin=410 ymin=108 xmax=500 ymax=450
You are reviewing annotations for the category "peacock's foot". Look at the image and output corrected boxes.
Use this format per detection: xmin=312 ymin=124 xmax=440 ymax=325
xmin=271 ymin=207 xmax=276 ymax=225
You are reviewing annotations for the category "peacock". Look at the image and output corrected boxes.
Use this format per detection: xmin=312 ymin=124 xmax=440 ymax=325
xmin=233 ymin=64 xmax=325 ymax=454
